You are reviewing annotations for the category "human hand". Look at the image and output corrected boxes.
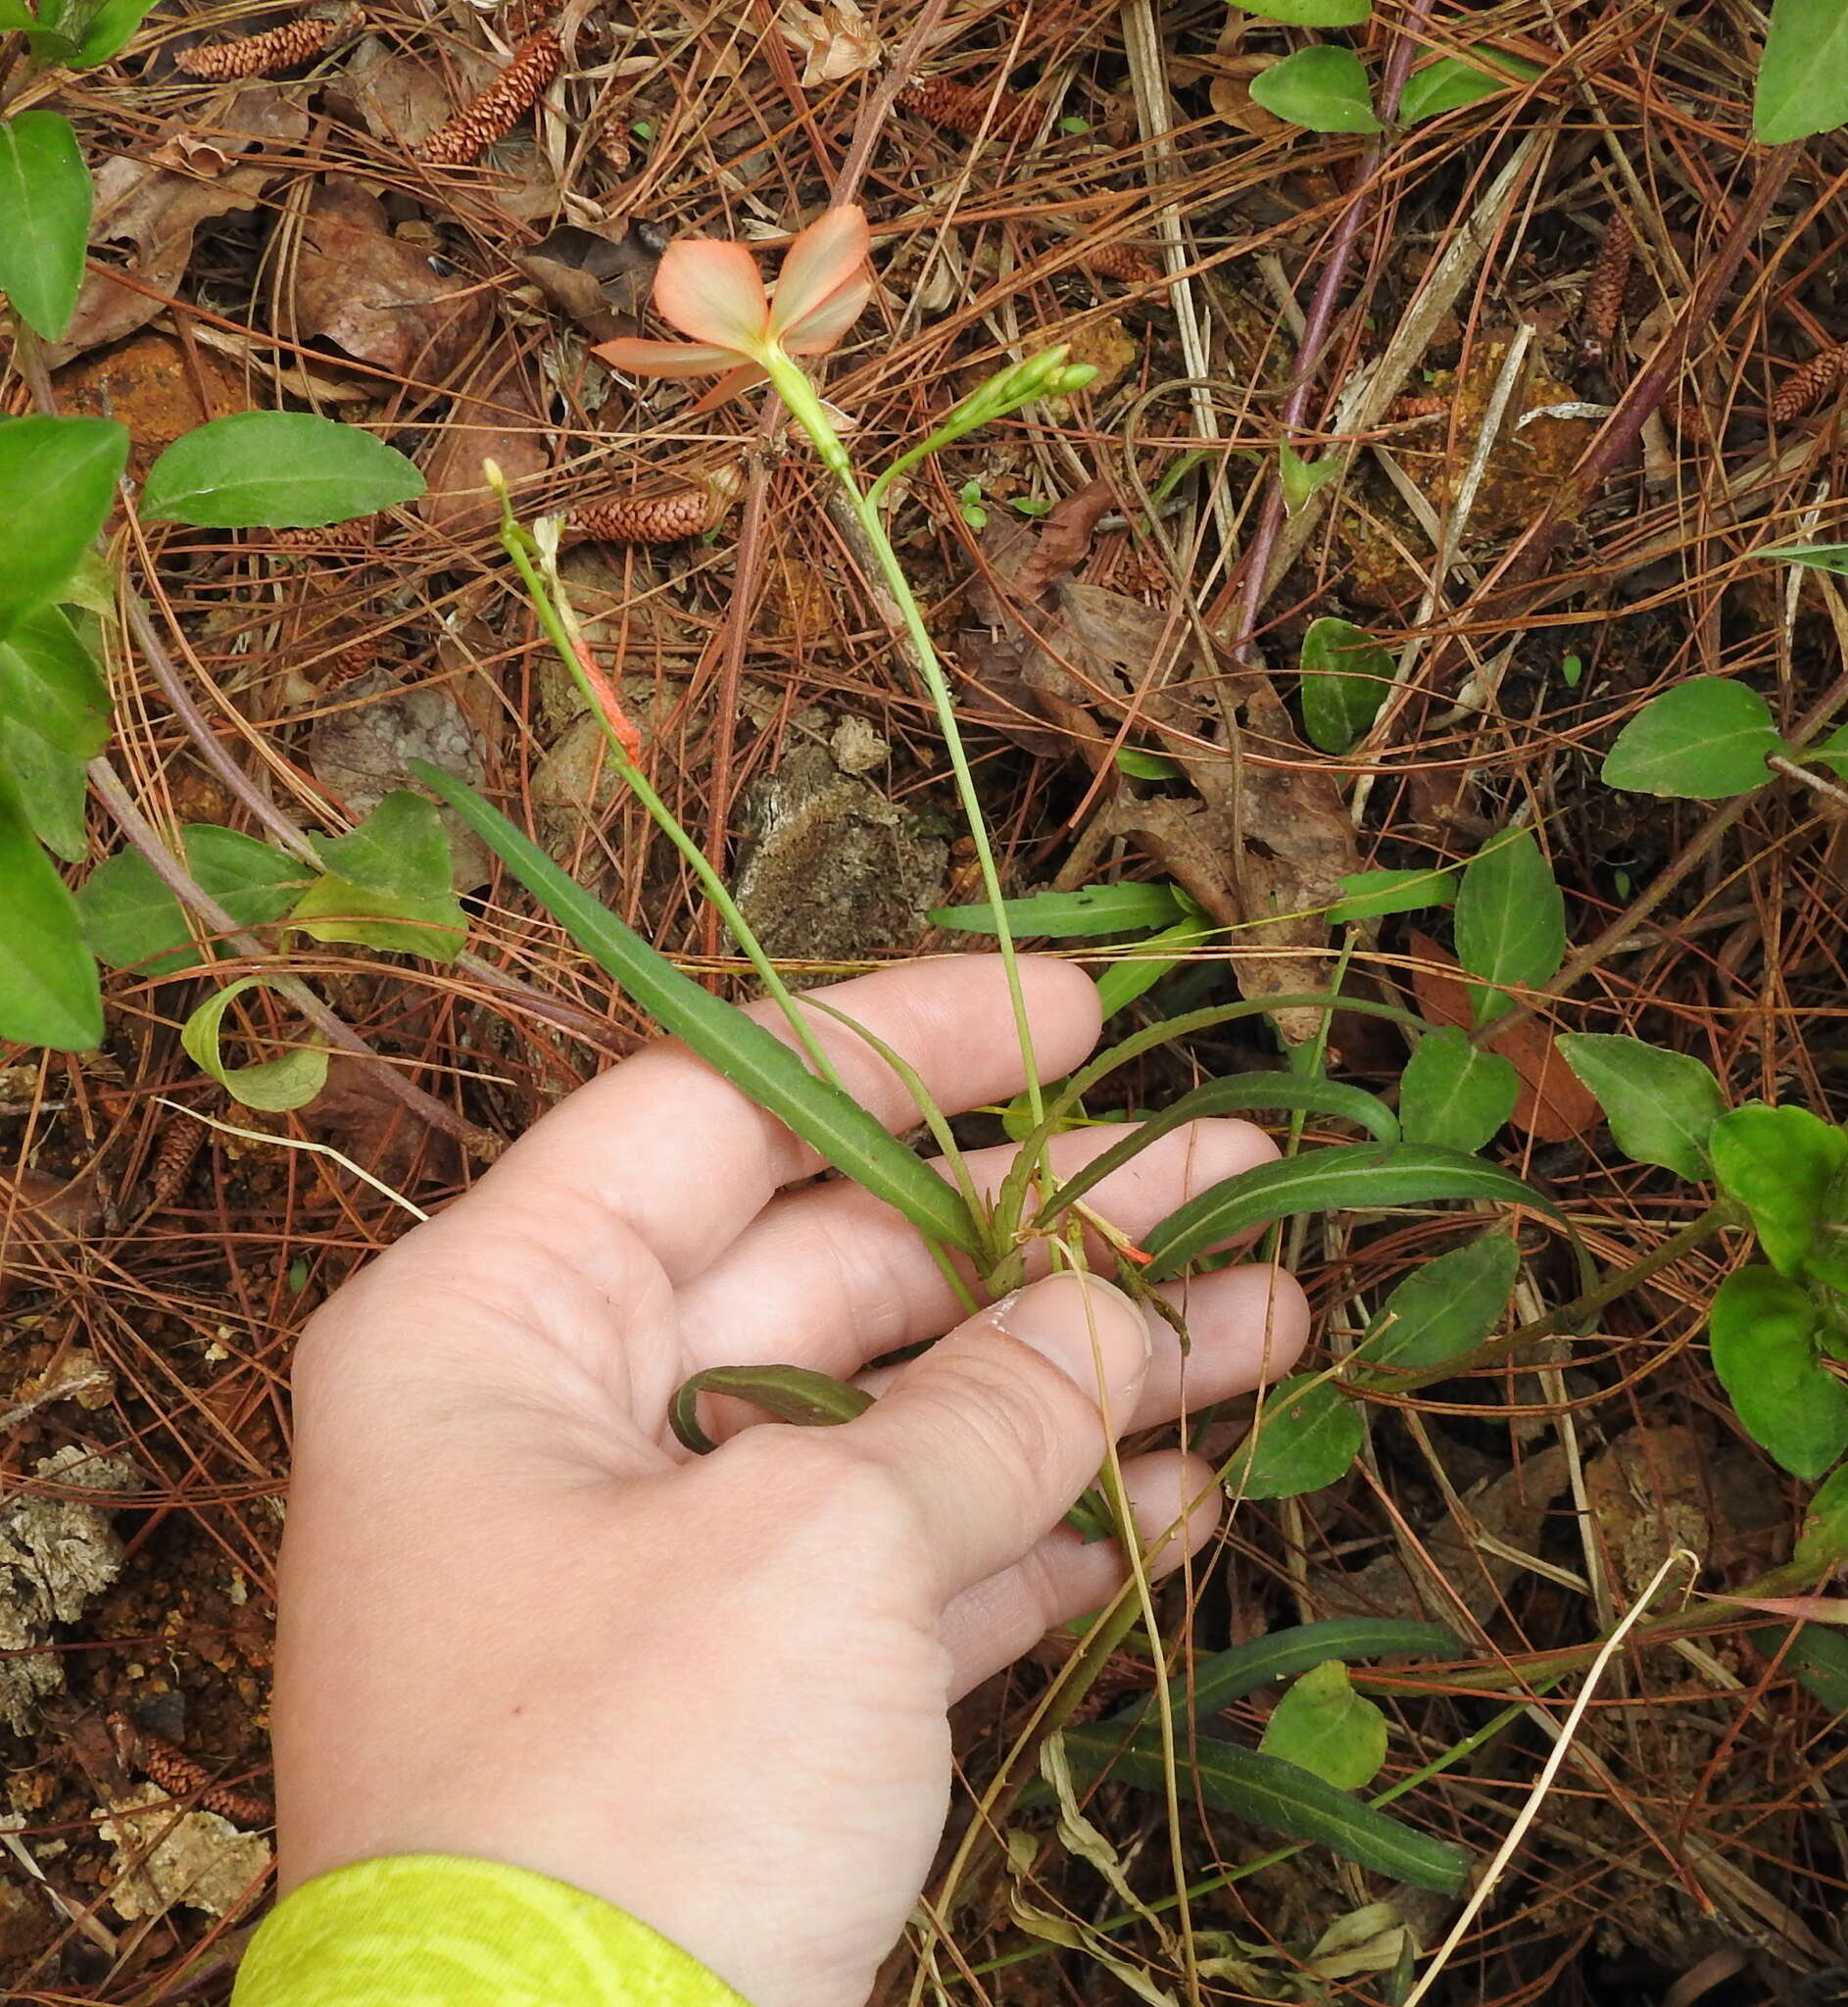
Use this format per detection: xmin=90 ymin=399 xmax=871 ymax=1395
xmin=272 ymin=956 xmax=1308 ymax=2006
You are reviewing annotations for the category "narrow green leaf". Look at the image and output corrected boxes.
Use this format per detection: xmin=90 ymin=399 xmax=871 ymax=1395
xmin=930 ymin=882 xmax=1186 ymax=939
xmin=669 ymin=1363 xmax=871 ymax=1455
xmin=1230 ymin=0 xmax=1368 ymax=19
xmin=1762 ymin=542 xmax=1848 ymax=575
xmin=1356 ymin=1232 xmax=1519 ymax=1376
xmin=1142 ymin=1143 xmax=1562 ymax=1282
xmin=1452 ymin=826 xmax=1565 ymax=1027
xmin=1299 ymin=617 xmax=1392 ymax=755
xmin=1329 ymin=866 xmax=1457 ymax=925
xmin=1710 ymin=1103 xmax=1848 ymax=1281
xmin=1113 ymin=747 xmax=1183 ymax=780
xmin=1399 ymin=1026 xmax=1518 ymax=1152
xmin=0 ymin=416 xmax=128 ymax=643
xmin=1398 ymin=48 xmax=1541 ymax=124
xmin=77 ymin=826 xmax=310 ymax=975
xmin=1280 ymin=439 xmax=1341 ymax=513
xmin=1554 ymin=1033 xmax=1726 ymax=1180
xmin=1708 ymin=1266 xmax=1848 ymax=1480
xmin=140 ymin=412 xmax=424 ymax=530
xmin=1754 ymin=0 xmax=1848 ymax=142
xmin=0 ymin=112 xmax=91 ymax=340
xmin=180 ymin=975 xmax=327 ymax=1112
xmin=413 ymin=759 xmax=985 ymax=1255
xmin=1249 ymin=45 xmax=1382 ymax=133
xmin=1093 ymin=911 xmax=1211 ymax=1018
xmin=1795 ymin=1464 xmax=1848 ymax=1574
xmin=1224 ymin=1376 xmax=1364 ymax=1499
xmin=1035 ymin=1073 xmax=1400 ymax=1233
xmin=1751 ymin=1623 xmax=1848 ymax=1715
xmin=1259 ymin=1660 xmax=1388 ymax=1789
xmin=1601 ymin=679 xmax=1783 ymax=800
xmin=0 ymin=759 xmax=101 ymax=1049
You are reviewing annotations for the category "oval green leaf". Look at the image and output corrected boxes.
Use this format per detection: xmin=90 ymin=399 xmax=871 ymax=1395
xmin=1356 ymin=1231 xmax=1519 ymax=1377
xmin=78 ymin=826 xmax=311 ymax=975
xmin=0 ymin=111 xmax=91 ymax=340
xmin=1754 ymin=0 xmax=1848 ymax=142
xmin=1258 ymin=1659 xmax=1388 ymax=1789
xmin=180 ymin=975 xmax=328 ymax=1112
xmin=1554 ymin=1033 xmax=1726 ymax=1181
xmin=1601 ymin=678 xmax=1783 ymax=800
xmin=1709 ymin=1265 xmax=1848 ymax=1481
xmin=140 ymin=412 xmax=425 ymax=529
xmin=1299 ymin=616 xmax=1392 ymax=755
xmin=1452 ymin=826 xmax=1566 ymax=1027
xmin=291 ymin=791 xmax=465 ymax=960
xmin=1249 ymin=46 xmax=1383 ymax=134
xmin=1224 ymin=1375 xmax=1364 ymax=1499
xmin=1398 ymin=48 xmax=1541 ymax=124
xmin=0 ymin=759 xmax=101 ymax=1049
xmin=1399 ymin=1026 xmax=1518 ymax=1152
xmin=0 ymin=416 xmax=128 ymax=642
xmin=1709 ymin=1102 xmax=1848 ymax=1280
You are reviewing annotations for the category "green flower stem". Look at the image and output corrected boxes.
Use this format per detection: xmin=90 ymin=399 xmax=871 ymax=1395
xmin=761 ymin=351 xmax=1046 ymax=1127
xmin=492 ymin=492 xmax=846 ymax=1091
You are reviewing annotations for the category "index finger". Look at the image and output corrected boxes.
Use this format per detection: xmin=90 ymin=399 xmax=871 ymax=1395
xmin=470 ymin=955 xmax=1102 ymax=1279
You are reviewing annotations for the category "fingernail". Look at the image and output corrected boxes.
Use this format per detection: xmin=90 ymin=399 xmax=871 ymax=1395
xmin=990 ymin=1272 xmax=1152 ymax=1407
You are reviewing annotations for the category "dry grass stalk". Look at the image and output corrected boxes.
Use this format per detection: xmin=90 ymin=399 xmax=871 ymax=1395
xmin=1770 ymin=340 xmax=1848 ymax=424
xmin=147 ymin=1112 xmax=206 ymax=1210
xmin=567 ymin=489 xmax=715 ymax=543
xmin=414 ymin=28 xmax=562 ymax=167
xmin=173 ymin=5 xmax=358 ymax=80
xmin=896 ymin=77 xmax=1037 ymax=141
xmin=1581 ymin=211 xmax=1631 ymax=356
xmin=1079 ymin=242 xmax=1163 ymax=286
xmin=107 ymin=1712 xmax=273 ymax=1828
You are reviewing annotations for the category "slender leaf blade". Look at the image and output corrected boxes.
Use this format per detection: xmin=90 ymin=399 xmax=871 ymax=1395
xmin=1329 ymin=866 xmax=1457 ymax=924
xmin=930 ymin=882 xmax=1186 ymax=939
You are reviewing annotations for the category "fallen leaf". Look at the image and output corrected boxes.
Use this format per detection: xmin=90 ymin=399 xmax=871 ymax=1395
xmin=777 ymin=0 xmax=881 ymax=84
xmin=97 ymin=1785 xmax=270 ymax=1921
xmin=283 ymin=177 xmax=493 ymax=387
xmin=418 ymin=340 xmax=551 ymax=541
xmin=0 ymin=1169 xmax=103 ymax=1305
xmin=517 ymin=220 xmax=657 ymax=344
xmin=324 ymin=31 xmax=495 ymax=149
xmin=1406 ymin=932 xmax=1599 ymax=1144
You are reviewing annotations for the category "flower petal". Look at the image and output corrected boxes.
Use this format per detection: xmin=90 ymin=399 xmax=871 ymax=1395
xmin=767 ymin=206 xmax=871 ymax=341
xmin=687 ymin=363 xmax=770 ymax=414
xmin=779 ymin=269 xmax=873 ymax=356
xmin=652 ymin=238 xmax=770 ymax=351
xmin=593 ymin=338 xmax=743 ymax=378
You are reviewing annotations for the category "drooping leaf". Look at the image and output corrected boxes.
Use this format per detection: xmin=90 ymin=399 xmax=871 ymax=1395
xmin=1452 ymin=827 xmax=1565 ymax=1027
xmin=1398 ymin=48 xmax=1541 ymax=124
xmin=0 ymin=759 xmax=101 ymax=1050
xmin=1258 ymin=1660 xmax=1388 ymax=1789
xmin=140 ymin=412 xmax=424 ymax=530
xmin=0 ymin=416 xmax=127 ymax=643
xmin=930 ymin=882 xmax=1186 ymax=939
xmin=1754 ymin=0 xmax=1848 ymax=143
xmin=1228 ymin=0 xmax=1368 ymax=20
xmin=1142 ymin=1143 xmax=1563 ymax=1283
xmin=1708 ymin=1266 xmax=1848 ymax=1481
xmin=1329 ymin=866 xmax=1457 ymax=925
xmin=77 ymin=826 xmax=311 ymax=975
xmin=288 ymin=790 xmax=466 ymax=960
xmin=1299 ymin=617 xmax=1393 ymax=755
xmin=1248 ymin=45 xmax=1383 ymax=133
xmin=180 ymin=975 xmax=328 ymax=1112
xmin=1279 ymin=439 xmax=1342 ymax=512
xmin=1399 ymin=1026 xmax=1519 ymax=1152
xmin=669 ymin=1363 xmax=871 ymax=1456
xmin=0 ymin=604 xmax=109 ymax=860
xmin=1709 ymin=1103 xmax=1848 ymax=1281
xmin=0 ymin=111 xmax=91 ymax=340
xmin=1223 ymin=1375 xmax=1364 ymax=1499
xmin=1601 ymin=679 xmax=1783 ymax=800
xmin=1356 ymin=1232 xmax=1519 ymax=1377
xmin=1555 ymin=1034 xmax=1726 ymax=1180
xmin=413 ymin=759 xmax=986 ymax=1255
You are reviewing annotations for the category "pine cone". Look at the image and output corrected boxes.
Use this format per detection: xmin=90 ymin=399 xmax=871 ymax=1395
xmin=566 ymin=490 xmax=714 ymax=544
xmin=315 ymin=638 xmax=377 ymax=686
xmin=414 ymin=28 xmax=562 ymax=168
xmin=1581 ymin=212 xmax=1631 ymax=357
xmin=1770 ymin=341 xmax=1848 ymax=425
xmin=271 ymin=517 xmax=382 ymax=551
xmin=174 ymin=5 xmax=358 ymax=80
xmin=148 ymin=1112 xmax=206 ymax=1210
xmin=897 ymin=77 xmax=1037 ymax=142
xmin=1079 ymin=242 xmax=1163 ymax=286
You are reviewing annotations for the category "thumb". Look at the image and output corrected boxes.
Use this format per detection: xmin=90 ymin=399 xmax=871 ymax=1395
xmin=842 ymin=1271 xmax=1152 ymax=1601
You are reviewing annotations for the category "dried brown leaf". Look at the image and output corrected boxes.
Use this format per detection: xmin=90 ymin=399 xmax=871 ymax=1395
xmin=418 ymin=341 xmax=551 ymax=540
xmin=776 ymin=0 xmax=881 ymax=84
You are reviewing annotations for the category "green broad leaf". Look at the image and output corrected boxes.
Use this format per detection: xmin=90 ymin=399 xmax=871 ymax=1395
xmin=140 ymin=412 xmax=424 ymax=530
xmin=1143 ymin=1142 xmax=1562 ymax=1283
xmin=1398 ymin=47 xmax=1541 ymax=125
xmin=1329 ymin=865 xmax=1457 ymax=925
xmin=1399 ymin=1026 xmax=1518 ymax=1152
xmin=1113 ymin=747 xmax=1183 ymax=780
xmin=1280 ymin=439 xmax=1341 ymax=514
xmin=0 ymin=604 xmax=109 ymax=860
xmin=1230 ymin=0 xmax=1368 ymax=20
xmin=1356 ymin=1231 xmax=1519 ymax=1376
xmin=1299 ymin=616 xmax=1392 ymax=755
xmin=0 ymin=728 xmax=85 ymax=860
xmin=1555 ymin=1033 xmax=1726 ymax=1180
xmin=1093 ymin=911 xmax=1211 ymax=1018
xmin=1258 ymin=1659 xmax=1388 ymax=1789
xmin=669 ymin=1363 xmax=871 ymax=1456
xmin=289 ymin=791 xmax=466 ymax=960
xmin=0 ymin=416 xmax=128 ymax=643
xmin=180 ymin=975 xmax=328 ymax=1112
xmin=0 ymin=112 xmax=91 ymax=340
xmin=77 ymin=825 xmax=310 ymax=976
xmin=1223 ymin=1375 xmax=1364 ymax=1499
xmin=1035 ymin=1071 xmax=1400 ymax=1234
xmin=929 ymin=882 xmax=1186 ymax=939
xmin=1452 ymin=826 xmax=1565 ymax=1027
xmin=1751 ymin=1623 xmax=1848 ymax=1715
xmin=70 ymin=0 xmax=161 ymax=64
xmin=1763 ymin=542 xmax=1848 ymax=575
xmin=1795 ymin=1463 xmax=1848 ymax=1574
xmin=1708 ymin=1265 xmax=1848 ymax=1480
xmin=1709 ymin=1103 xmax=1848 ymax=1280
xmin=1807 ymin=722 xmax=1848 ymax=777
xmin=1058 ymin=1734 xmax=1467 ymax=1892
xmin=1249 ymin=45 xmax=1383 ymax=133
xmin=413 ymin=759 xmax=986 ymax=1256
xmin=0 ymin=759 xmax=101 ymax=1049
xmin=1601 ymin=679 xmax=1783 ymax=800
xmin=1754 ymin=0 xmax=1848 ymax=143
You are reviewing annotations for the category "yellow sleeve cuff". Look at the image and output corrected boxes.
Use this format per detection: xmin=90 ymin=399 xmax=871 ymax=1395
xmin=231 ymin=1854 xmax=753 ymax=2007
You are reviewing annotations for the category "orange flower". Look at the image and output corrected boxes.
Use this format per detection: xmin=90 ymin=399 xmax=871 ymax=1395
xmin=595 ymin=207 xmax=873 ymax=407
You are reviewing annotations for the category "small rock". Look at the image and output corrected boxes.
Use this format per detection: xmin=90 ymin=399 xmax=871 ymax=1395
xmin=97 ymin=1785 xmax=270 ymax=1922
